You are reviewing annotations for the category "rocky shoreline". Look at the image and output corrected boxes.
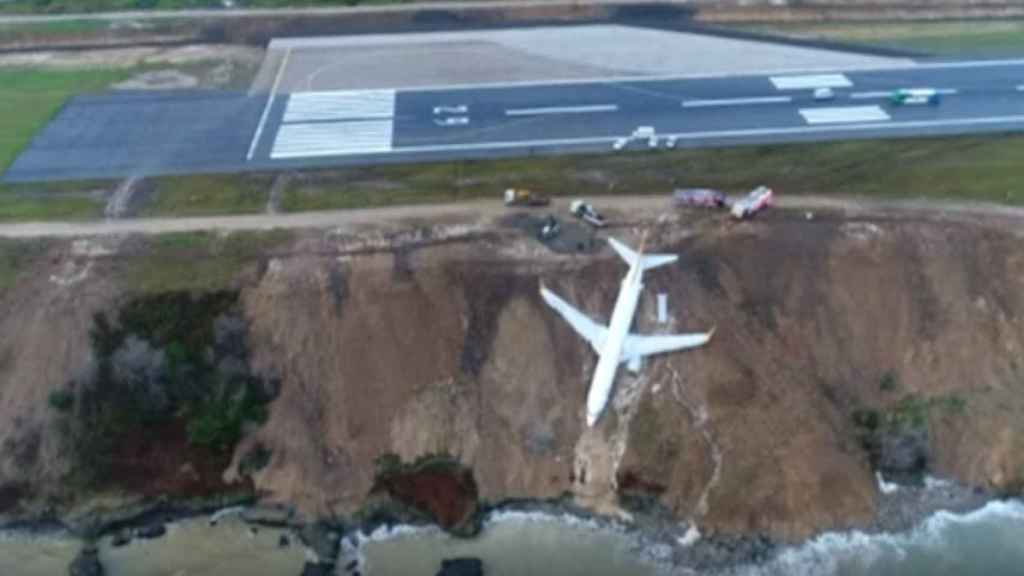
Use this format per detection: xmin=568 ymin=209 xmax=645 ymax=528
xmin=0 ymin=473 xmax=1008 ymax=576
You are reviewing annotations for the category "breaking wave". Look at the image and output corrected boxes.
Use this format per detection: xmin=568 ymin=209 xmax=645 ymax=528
xmin=484 ymin=509 xmax=625 ymax=533
xmin=729 ymin=499 xmax=1024 ymax=576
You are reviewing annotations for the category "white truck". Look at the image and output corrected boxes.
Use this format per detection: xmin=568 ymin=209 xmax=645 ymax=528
xmin=730 ymin=186 xmax=774 ymax=219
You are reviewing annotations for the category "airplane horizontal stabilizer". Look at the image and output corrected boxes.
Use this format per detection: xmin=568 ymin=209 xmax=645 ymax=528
xmin=641 ymin=254 xmax=677 ymax=271
xmin=608 ymin=237 xmax=639 ymax=267
xmin=608 ymin=237 xmax=677 ymax=271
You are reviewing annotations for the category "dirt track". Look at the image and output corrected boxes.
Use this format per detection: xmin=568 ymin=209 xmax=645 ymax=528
xmin=1 ymin=195 xmax=1023 ymax=239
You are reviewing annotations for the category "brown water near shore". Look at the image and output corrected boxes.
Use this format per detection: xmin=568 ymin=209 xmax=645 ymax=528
xmin=0 ymin=532 xmax=82 ymax=576
xmin=96 ymin=516 xmax=305 ymax=576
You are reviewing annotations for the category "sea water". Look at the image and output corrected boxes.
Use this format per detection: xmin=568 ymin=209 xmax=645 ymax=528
xmin=731 ymin=499 xmax=1024 ymax=576
xmin=2 ymin=499 xmax=1023 ymax=575
xmin=361 ymin=510 xmax=658 ymax=576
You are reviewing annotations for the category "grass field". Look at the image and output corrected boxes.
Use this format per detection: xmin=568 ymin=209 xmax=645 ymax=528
xmin=0 ymin=194 xmax=105 ymax=221
xmin=118 ymin=229 xmax=292 ymax=293
xmin=735 ymin=20 xmax=1024 ymax=58
xmin=0 ymin=19 xmax=111 ymax=39
xmin=0 ymin=18 xmax=188 ymax=45
xmin=278 ymin=134 xmax=1024 ymax=213
xmin=0 ymin=68 xmax=126 ymax=221
xmin=0 ymin=0 xmax=410 ymax=14
xmin=0 ymin=68 xmax=128 ymax=173
xmin=4 ymin=132 xmax=1023 ymax=222
xmin=139 ymin=174 xmax=273 ymax=217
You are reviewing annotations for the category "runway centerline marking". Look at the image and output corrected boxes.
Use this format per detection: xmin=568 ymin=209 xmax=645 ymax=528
xmin=852 ymin=88 xmax=958 ymax=99
xmin=388 ymin=114 xmax=1024 ymax=155
xmin=683 ymin=96 xmax=791 ymax=108
xmin=850 ymin=91 xmax=892 ymax=99
xmin=800 ymin=105 xmax=890 ymax=124
xmin=505 ymin=104 xmax=618 ymax=116
xmin=772 ymin=74 xmax=852 ymax=90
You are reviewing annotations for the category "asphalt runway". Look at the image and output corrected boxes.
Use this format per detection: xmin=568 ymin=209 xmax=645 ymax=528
xmin=6 ymin=35 xmax=1024 ymax=182
xmin=249 ymin=60 xmax=1024 ymax=168
xmin=6 ymin=91 xmax=265 ymax=181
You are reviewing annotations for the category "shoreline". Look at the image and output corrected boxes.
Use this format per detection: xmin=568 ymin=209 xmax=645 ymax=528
xmin=0 ymin=475 xmax=1011 ymax=575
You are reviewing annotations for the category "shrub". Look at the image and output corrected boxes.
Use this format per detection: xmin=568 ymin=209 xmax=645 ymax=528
xmin=185 ymin=377 xmax=269 ymax=453
xmin=47 ymin=389 xmax=74 ymax=413
xmin=238 ymin=443 xmax=272 ymax=477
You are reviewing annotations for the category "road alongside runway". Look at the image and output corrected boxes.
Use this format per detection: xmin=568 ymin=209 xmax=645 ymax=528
xmin=6 ymin=59 xmax=1024 ymax=182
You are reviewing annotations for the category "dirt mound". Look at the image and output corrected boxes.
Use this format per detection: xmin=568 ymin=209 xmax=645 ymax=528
xmin=1 ymin=211 xmax=1022 ymax=542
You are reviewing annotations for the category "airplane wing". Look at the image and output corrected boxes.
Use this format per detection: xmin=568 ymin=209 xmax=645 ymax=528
xmin=608 ymin=237 xmax=677 ymax=271
xmin=621 ymin=328 xmax=714 ymax=362
xmin=539 ymin=285 xmax=608 ymax=353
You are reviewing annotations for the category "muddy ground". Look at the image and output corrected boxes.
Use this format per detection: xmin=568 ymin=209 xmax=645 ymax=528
xmin=0 ymin=205 xmax=1023 ymax=543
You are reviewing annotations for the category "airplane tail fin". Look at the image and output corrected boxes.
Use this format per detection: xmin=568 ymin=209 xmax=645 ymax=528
xmin=608 ymin=237 xmax=678 ymax=271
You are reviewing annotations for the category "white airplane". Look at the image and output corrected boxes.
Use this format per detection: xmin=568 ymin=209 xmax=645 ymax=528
xmin=540 ymin=237 xmax=714 ymax=427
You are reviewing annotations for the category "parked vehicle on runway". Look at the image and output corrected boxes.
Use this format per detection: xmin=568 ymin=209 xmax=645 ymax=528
xmin=613 ymin=137 xmax=629 ymax=151
xmin=665 ymin=136 xmax=678 ymax=149
xmin=730 ymin=186 xmax=774 ymax=219
xmin=674 ymin=188 xmax=727 ymax=209
xmin=504 ymin=188 xmax=550 ymax=207
xmin=813 ymin=87 xmax=836 ymax=101
xmin=890 ymin=88 xmax=941 ymax=106
xmin=630 ymin=126 xmax=660 ymax=148
xmin=570 ymin=200 xmax=607 ymax=228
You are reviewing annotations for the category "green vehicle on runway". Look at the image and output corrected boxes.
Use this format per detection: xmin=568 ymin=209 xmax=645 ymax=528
xmin=890 ymin=88 xmax=942 ymax=106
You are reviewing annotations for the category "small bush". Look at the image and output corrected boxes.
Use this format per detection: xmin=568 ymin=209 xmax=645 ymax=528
xmin=374 ymin=453 xmax=402 ymax=476
xmin=238 ymin=443 xmax=272 ymax=477
xmin=47 ymin=389 xmax=74 ymax=412
xmin=880 ymin=371 xmax=898 ymax=392
xmin=185 ymin=377 xmax=269 ymax=453
xmin=933 ymin=394 xmax=967 ymax=415
xmin=852 ymin=408 xmax=880 ymax=431
xmin=889 ymin=395 xmax=930 ymax=430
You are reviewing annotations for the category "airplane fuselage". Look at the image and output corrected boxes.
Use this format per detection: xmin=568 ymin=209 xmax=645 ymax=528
xmin=586 ymin=262 xmax=643 ymax=426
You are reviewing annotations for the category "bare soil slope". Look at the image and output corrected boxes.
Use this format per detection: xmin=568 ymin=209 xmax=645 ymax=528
xmin=1 ymin=208 xmax=1022 ymax=541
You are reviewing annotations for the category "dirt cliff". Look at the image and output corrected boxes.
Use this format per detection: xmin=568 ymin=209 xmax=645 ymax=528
xmin=1 ymin=206 xmax=1022 ymax=541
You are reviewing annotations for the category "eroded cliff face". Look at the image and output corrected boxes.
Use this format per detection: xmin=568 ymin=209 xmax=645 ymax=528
xmin=1 ymin=211 xmax=1022 ymax=541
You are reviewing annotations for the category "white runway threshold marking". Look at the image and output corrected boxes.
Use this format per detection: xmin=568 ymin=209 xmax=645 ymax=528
xmin=772 ymin=74 xmax=852 ymax=90
xmin=800 ymin=105 xmax=890 ymax=124
xmin=283 ymin=89 xmax=396 ymax=122
xmin=683 ymin=96 xmax=791 ymax=108
xmin=270 ymin=89 xmax=397 ymax=159
xmin=271 ymin=120 xmax=393 ymax=159
xmin=505 ymin=104 xmax=618 ymax=116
